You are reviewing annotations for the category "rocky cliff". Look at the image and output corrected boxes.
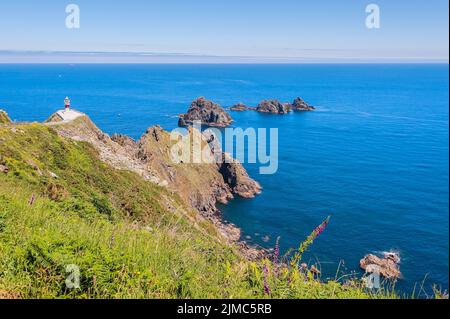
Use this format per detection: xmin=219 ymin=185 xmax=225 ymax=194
xmin=179 ymin=97 xmax=233 ymax=127
xmin=219 ymin=153 xmax=262 ymax=198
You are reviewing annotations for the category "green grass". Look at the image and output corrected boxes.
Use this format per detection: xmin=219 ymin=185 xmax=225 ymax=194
xmin=0 ymin=123 xmax=391 ymax=299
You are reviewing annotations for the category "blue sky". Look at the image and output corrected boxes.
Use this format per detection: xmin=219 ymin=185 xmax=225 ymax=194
xmin=0 ymin=0 xmax=448 ymax=62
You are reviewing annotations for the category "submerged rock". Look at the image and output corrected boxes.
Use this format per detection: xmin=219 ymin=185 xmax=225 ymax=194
xmin=256 ymin=99 xmax=292 ymax=114
xmin=360 ymin=252 xmax=401 ymax=280
xmin=179 ymin=97 xmax=233 ymax=127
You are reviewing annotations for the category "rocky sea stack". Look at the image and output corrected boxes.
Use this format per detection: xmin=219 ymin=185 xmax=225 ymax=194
xmin=256 ymin=99 xmax=291 ymax=114
xmin=179 ymin=97 xmax=233 ymax=128
xmin=255 ymin=97 xmax=315 ymax=114
xmin=291 ymin=97 xmax=315 ymax=111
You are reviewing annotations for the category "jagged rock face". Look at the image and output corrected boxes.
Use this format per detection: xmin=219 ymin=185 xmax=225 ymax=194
xmin=291 ymin=97 xmax=315 ymax=111
xmin=230 ymin=103 xmax=248 ymax=111
xmin=111 ymin=133 xmax=135 ymax=149
xmin=360 ymin=253 xmax=401 ymax=279
xmin=180 ymin=97 xmax=233 ymax=127
xmin=219 ymin=153 xmax=262 ymax=198
xmin=138 ymin=126 xmax=262 ymax=214
xmin=138 ymin=126 xmax=236 ymax=215
xmin=0 ymin=110 xmax=12 ymax=124
xmin=256 ymin=99 xmax=292 ymax=114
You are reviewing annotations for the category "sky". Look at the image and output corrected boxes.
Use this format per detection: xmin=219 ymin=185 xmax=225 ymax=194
xmin=0 ymin=0 xmax=448 ymax=63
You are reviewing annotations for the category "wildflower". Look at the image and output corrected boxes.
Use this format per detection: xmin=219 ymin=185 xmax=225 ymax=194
xmin=273 ymin=236 xmax=281 ymax=265
xmin=291 ymin=215 xmax=331 ymax=267
xmin=263 ymin=263 xmax=271 ymax=296
xmin=313 ymin=219 xmax=329 ymax=236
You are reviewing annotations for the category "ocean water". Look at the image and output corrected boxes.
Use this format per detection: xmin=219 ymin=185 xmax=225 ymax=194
xmin=0 ymin=64 xmax=448 ymax=295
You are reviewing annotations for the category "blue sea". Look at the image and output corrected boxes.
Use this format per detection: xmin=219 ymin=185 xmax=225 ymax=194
xmin=0 ymin=64 xmax=448 ymax=296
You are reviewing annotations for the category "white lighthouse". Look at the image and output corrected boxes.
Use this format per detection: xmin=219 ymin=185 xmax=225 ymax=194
xmin=64 ymin=96 xmax=71 ymax=111
xmin=52 ymin=96 xmax=84 ymax=122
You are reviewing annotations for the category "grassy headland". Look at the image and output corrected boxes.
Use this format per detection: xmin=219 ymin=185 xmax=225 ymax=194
xmin=0 ymin=116 xmax=394 ymax=299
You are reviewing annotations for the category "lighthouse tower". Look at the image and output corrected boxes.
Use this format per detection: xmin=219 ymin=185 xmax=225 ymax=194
xmin=53 ymin=96 xmax=83 ymax=122
xmin=64 ymin=96 xmax=71 ymax=112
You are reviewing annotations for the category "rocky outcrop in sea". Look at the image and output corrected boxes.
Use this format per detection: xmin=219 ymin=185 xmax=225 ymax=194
xmin=256 ymin=99 xmax=292 ymax=114
xmin=230 ymin=103 xmax=248 ymax=111
xmin=254 ymin=97 xmax=315 ymax=114
xmin=179 ymin=97 xmax=233 ymax=127
xmin=290 ymin=97 xmax=315 ymax=111
xmin=360 ymin=252 xmax=401 ymax=280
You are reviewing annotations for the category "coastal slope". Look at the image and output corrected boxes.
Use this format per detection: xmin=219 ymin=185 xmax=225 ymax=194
xmin=48 ymin=114 xmax=261 ymax=242
xmin=0 ymin=111 xmax=379 ymax=299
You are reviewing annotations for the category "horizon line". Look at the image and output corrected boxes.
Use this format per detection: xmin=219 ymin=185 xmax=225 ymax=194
xmin=0 ymin=50 xmax=448 ymax=64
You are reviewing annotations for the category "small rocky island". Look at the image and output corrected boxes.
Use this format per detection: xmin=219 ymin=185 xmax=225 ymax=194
xmin=229 ymin=103 xmax=249 ymax=111
xmin=256 ymin=99 xmax=292 ymax=114
xmin=360 ymin=252 xmax=401 ymax=280
xmin=228 ymin=97 xmax=315 ymax=115
xmin=291 ymin=97 xmax=315 ymax=111
xmin=179 ymin=97 xmax=233 ymax=128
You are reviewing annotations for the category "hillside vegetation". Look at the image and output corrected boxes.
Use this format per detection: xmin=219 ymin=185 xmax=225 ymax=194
xmin=0 ymin=111 xmax=11 ymax=125
xmin=0 ymin=121 xmax=390 ymax=299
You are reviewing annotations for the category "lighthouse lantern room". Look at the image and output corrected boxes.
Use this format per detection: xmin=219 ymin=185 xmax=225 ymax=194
xmin=64 ymin=97 xmax=71 ymax=111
